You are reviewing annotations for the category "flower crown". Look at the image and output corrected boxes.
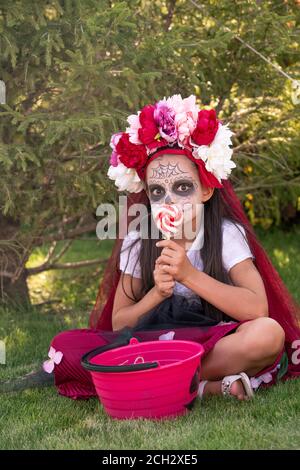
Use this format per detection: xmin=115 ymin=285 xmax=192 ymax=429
xmin=107 ymin=94 xmax=236 ymax=193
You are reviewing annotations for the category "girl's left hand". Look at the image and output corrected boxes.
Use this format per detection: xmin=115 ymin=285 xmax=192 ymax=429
xmin=155 ymin=239 xmax=194 ymax=283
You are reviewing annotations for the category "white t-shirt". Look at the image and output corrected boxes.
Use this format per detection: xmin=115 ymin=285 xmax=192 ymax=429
xmin=119 ymin=218 xmax=255 ymax=300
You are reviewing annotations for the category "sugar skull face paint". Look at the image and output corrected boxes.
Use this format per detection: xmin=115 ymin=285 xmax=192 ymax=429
xmin=146 ymin=157 xmax=199 ymax=206
xmin=145 ymin=154 xmax=210 ymax=242
xmin=146 ymin=154 xmax=201 ymax=211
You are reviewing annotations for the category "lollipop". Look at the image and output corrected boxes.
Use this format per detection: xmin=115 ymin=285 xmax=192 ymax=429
xmin=153 ymin=204 xmax=184 ymax=239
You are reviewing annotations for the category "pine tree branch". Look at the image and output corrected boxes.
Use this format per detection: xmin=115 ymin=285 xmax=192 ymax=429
xmin=10 ymin=217 xmax=87 ymax=282
xmin=50 ymin=239 xmax=74 ymax=264
xmin=238 ymin=151 xmax=291 ymax=172
xmin=44 ymin=215 xmax=86 ymax=234
xmin=0 ymin=270 xmax=14 ymax=279
xmin=233 ymin=140 xmax=259 ymax=153
xmin=34 ymin=222 xmax=97 ymax=245
xmin=59 ymin=142 xmax=106 ymax=162
xmin=164 ymin=0 xmax=176 ymax=31
xmin=27 ymin=257 xmax=108 ymax=275
xmin=0 ymin=368 xmax=54 ymax=393
xmin=34 ymin=299 xmax=62 ymax=307
xmin=61 ymin=154 xmax=106 ymax=161
xmin=43 ymin=241 xmax=58 ymax=264
xmin=29 ymin=240 xmax=74 ymax=277
xmin=235 ymin=176 xmax=300 ymax=193
xmin=227 ymin=105 xmax=262 ymax=127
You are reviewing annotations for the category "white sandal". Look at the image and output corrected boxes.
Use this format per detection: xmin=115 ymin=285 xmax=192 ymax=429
xmin=198 ymin=379 xmax=209 ymax=399
xmin=198 ymin=372 xmax=254 ymax=400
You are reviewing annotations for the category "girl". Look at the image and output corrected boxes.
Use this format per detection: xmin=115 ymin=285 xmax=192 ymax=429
xmin=3 ymin=94 xmax=300 ymax=401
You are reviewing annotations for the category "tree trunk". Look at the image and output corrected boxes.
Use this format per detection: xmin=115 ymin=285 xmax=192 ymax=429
xmin=0 ymin=214 xmax=30 ymax=305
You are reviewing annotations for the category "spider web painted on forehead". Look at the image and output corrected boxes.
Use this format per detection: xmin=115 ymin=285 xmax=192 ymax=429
xmin=150 ymin=162 xmax=190 ymax=179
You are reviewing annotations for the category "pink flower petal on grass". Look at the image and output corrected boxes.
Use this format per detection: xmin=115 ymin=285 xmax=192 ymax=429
xmin=43 ymin=359 xmax=55 ymax=374
xmin=53 ymin=351 xmax=63 ymax=364
xmin=43 ymin=347 xmax=63 ymax=373
xmin=48 ymin=346 xmax=57 ymax=360
xmin=261 ymin=372 xmax=272 ymax=384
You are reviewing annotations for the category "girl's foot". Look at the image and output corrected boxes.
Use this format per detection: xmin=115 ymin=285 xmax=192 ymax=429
xmin=200 ymin=378 xmax=250 ymax=400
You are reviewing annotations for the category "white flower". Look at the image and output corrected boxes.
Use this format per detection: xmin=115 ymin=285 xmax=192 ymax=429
xmin=109 ymin=132 xmax=123 ymax=151
xmin=107 ymin=162 xmax=145 ymax=193
xmin=126 ymin=112 xmax=142 ymax=145
xmin=291 ymin=79 xmax=300 ymax=105
xmin=191 ymin=123 xmax=236 ymax=182
xmin=158 ymin=331 xmax=176 ymax=341
xmin=43 ymin=346 xmax=63 ymax=374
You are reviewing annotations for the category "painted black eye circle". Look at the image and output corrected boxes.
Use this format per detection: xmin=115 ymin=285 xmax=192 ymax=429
xmin=152 ymin=188 xmax=163 ymax=196
xmin=177 ymin=183 xmax=192 ymax=192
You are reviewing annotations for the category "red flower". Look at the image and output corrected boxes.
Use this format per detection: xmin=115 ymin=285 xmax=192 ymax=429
xmin=191 ymin=109 xmax=219 ymax=146
xmin=138 ymin=104 xmax=167 ymax=150
xmin=116 ymin=133 xmax=148 ymax=169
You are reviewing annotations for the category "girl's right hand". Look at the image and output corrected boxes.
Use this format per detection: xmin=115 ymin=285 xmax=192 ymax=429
xmin=153 ymin=262 xmax=175 ymax=298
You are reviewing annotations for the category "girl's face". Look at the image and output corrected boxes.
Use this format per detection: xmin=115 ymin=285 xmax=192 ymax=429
xmin=145 ymin=154 xmax=214 ymax=234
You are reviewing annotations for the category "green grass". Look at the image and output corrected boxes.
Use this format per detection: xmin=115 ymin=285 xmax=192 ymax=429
xmin=0 ymin=225 xmax=300 ymax=450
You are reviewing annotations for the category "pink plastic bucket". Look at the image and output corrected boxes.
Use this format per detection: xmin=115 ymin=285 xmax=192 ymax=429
xmin=81 ymin=337 xmax=204 ymax=420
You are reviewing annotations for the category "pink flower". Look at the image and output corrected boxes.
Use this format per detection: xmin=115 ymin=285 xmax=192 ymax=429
xmin=43 ymin=346 xmax=63 ymax=373
xmin=154 ymin=100 xmax=177 ymax=143
xmin=109 ymin=132 xmax=123 ymax=167
xmin=110 ymin=132 xmax=123 ymax=150
xmin=166 ymin=94 xmax=199 ymax=146
xmin=250 ymin=364 xmax=280 ymax=390
xmin=109 ymin=151 xmax=119 ymax=166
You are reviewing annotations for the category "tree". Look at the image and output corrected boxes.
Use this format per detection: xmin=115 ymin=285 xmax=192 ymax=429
xmin=0 ymin=0 xmax=299 ymax=304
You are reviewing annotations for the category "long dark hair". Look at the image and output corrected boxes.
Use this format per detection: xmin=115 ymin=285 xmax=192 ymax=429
xmin=120 ymin=181 xmax=252 ymax=323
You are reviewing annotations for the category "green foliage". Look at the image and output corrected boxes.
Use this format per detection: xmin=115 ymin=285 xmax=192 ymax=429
xmin=0 ymin=0 xmax=299 ymax=248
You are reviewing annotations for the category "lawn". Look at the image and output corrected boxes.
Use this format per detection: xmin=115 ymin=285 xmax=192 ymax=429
xmin=0 ymin=225 xmax=300 ymax=450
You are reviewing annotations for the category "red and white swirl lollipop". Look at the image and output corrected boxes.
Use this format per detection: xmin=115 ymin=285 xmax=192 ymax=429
xmin=153 ymin=203 xmax=184 ymax=239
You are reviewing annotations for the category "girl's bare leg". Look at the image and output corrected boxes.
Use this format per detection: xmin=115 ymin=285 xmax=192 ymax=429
xmin=200 ymin=317 xmax=285 ymax=400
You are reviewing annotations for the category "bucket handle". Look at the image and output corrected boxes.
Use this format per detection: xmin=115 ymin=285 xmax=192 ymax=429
xmin=81 ymin=336 xmax=159 ymax=373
